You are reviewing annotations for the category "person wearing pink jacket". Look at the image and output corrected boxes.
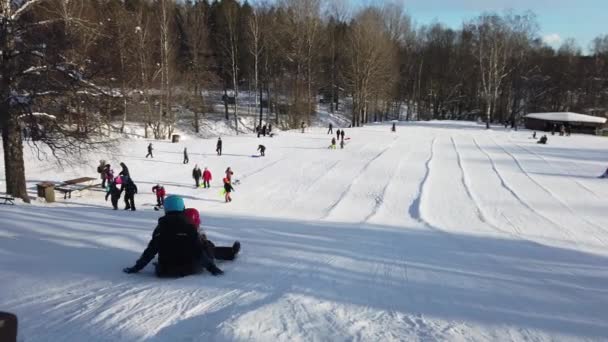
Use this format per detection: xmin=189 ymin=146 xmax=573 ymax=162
xmin=202 ymin=167 xmax=212 ymax=188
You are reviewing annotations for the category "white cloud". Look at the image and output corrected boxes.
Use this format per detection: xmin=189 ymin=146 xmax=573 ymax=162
xmin=542 ymin=33 xmax=562 ymax=46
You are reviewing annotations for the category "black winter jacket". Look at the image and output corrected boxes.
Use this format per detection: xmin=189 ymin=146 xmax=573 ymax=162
xmin=133 ymin=212 xmax=203 ymax=277
xmin=122 ymin=181 xmax=138 ymax=195
xmin=192 ymin=168 xmax=202 ymax=179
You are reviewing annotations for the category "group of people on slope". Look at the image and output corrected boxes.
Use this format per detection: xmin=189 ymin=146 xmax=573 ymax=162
xmin=192 ymin=165 xmax=213 ymax=188
xmin=144 ymin=137 xmax=223 ymax=163
xmin=191 ymin=165 xmax=235 ymax=202
xmin=99 ymin=161 xmax=139 ymax=211
xmin=256 ymin=123 xmax=273 ymax=138
xmin=123 ymin=195 xmax=241 ymax=277
xmin=328 ymin=124 xmax=346 ymax=149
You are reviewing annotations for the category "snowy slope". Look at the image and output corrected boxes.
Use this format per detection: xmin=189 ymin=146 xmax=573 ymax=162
xmin=1 ymin=121 xmax=608 ymax=341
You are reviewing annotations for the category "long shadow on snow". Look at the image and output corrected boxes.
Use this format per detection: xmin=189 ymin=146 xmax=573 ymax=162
xmin=2 ymin=206 xmax=608 ymax=340
xmin=151 ymin=214 xmax=608 ymax=340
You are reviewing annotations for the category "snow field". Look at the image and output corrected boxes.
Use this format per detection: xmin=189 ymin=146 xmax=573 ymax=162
xmin=1 ymin=121 xmax=608 ymax=341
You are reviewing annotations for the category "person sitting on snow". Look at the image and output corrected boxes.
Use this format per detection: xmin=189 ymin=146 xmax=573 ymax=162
xmin=123 ymin=195 xmax=224 ymax=277
xmin=184 ymin=208 xmax=240 ymax=261
xmin=537 ymin=135 xmax=548 ymax=145
xmin=329 ymin=137 xmax=337 ymax=149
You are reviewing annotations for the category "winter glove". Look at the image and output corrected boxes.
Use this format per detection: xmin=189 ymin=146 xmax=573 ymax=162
xmin=123 ymin=266 xmax=138 ymax=274
xmin=206 ymin=264 xmax=224 ymax=276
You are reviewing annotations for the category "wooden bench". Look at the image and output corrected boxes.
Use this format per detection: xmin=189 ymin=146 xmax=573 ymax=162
xmin=0 ymin=196 xmax=15 ymax=205
xmin=55 ymin=177 xmax=99 ymax=199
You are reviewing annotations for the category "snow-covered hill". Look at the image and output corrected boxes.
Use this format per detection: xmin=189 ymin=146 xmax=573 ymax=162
xmin=1 ymin=121 xmax=608 ymax=341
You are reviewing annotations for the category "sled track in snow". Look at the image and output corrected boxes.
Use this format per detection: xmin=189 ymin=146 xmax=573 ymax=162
xmin=241 ymin=157 xmax=288 ymax=180
xmin=473 ymin=137 xmax=579 ymax=242
xmin=512 ymin=141 xmax=601 ymax=199
xmin=408 ymin=138 xmax=436 ymax=223
xmin=363 ymin=140 xmax=412 ymax=223
xmin=322 ymin=137 xmax=398 ymax=220
xmin=491 ymin=137 xmax=608 ymax=240
xmin=451 ymin=137 xmax=522 ymax=238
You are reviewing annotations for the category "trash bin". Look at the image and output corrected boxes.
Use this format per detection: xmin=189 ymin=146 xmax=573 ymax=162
xmin=37 ymin=182 xmax=55 ymax=203
xmin=172 ymin=134 xmax=180 ymax=143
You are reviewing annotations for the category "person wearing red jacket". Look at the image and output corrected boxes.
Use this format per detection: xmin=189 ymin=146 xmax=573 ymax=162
xmin=152 ymin=184 xmax=166 ymax=207
xmin=202 ymin=167 xmax=212 ymax=188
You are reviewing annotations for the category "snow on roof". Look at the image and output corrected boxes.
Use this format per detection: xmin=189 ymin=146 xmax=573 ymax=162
xmin=525 ymin=112 xmax=607 ymax=124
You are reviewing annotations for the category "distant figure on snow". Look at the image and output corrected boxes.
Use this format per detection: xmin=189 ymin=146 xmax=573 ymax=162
xmin=340 ymin=140 xmax=345 ymax=149
xmin=392 ymin=123 xmax=396 ymax=132
xmin=532 ymin=131 xmax=537 ymax=139
xmin=258 ymin=144 xmax=266 ymax=157
xmin=122 ymin=177 xmax=138 ymax=211
xmin=216 ymin=137 xmax=222 ymax=156
xmin=146 ymin=143 xmax=154 ymax=158
xmin=262 ymin=124 xmax=267 ymax=137
xmin=340 ymin=129 xmax=345 ymax=141
xmin=202 ymin=167 xmax=212 ymax=188
xmin=192 ymin=165 xmax=202 ymax=188
xmin=223 ymin=177 xmax=234 ymax=203
xmin=183 ymin=148 xmax=189 ymax=164
xmin=301 ymin=121 xmax=306 ymax=133
xmin=105 ymin=177 xmax=122 ymax=210
xmin=336 ymin=129 xmax=341 ymax=141
xmin=225 ymin=167 xmax=234 ymax=181
xmin=328 ymin=123 xmax=333 ymax=134
xmin=152 ymin=184 xmax=166 ymax=208
xmin=97 ymin=160 xmax=106 ymax=188
xmin=537 ymin=135 xmax=548 ymax=145
xmin=268 ymin=123 xmax=272 ymax=133
xmin=330 ymin=137 xmax=337 ymax=149
xmin=122 ymin=196 xmax=224 ymax=277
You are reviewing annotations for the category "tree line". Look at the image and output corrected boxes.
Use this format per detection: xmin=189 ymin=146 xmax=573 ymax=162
xmin=2 ymin=0 xmax=608 ymax=201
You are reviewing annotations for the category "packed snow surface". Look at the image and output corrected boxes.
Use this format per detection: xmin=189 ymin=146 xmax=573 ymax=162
xmin=1 ymin=121 xmax=608 ymax=341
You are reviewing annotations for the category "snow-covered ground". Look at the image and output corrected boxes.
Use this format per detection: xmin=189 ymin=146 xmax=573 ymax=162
xmin=1 ymin=121 xmax=608 ymax=341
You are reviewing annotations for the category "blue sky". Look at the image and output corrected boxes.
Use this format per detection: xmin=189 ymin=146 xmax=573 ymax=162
xmin=355 ymin=0 xmax=607 ymax=52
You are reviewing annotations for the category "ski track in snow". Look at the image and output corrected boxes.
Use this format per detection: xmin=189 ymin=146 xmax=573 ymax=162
xmin=3 ymin=122 xmax=608 ymax=341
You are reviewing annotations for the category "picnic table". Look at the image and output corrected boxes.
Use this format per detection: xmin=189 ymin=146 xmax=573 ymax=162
xmin=0 ymin=195 xmax=15 ymax=205
xmin=55 ymin=177 xmax=99 ymax=199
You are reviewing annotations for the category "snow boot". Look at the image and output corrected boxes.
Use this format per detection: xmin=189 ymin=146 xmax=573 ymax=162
xmin=233 ymin=241 xmax=241 ymax=256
